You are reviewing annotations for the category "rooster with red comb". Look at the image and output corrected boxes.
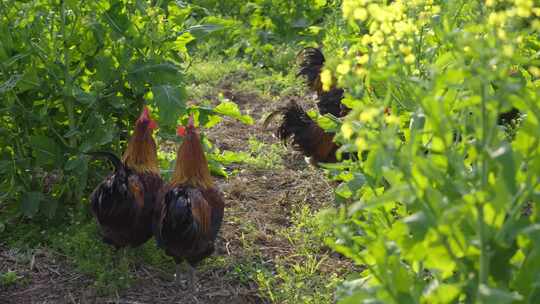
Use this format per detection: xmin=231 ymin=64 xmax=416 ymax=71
xmin=88 ymin=106 xmax=163 ymax=249
xmin=154 ymin=114 xmax=225 ymax=289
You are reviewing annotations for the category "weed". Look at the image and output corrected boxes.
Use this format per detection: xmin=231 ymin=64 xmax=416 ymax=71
xmin=245 ymin=137 xmax=286 ymax=170
xmin=0 ymin=270 xmax=20 ymax=287
xmin=48 ymin=222 xmax=133 ymax=294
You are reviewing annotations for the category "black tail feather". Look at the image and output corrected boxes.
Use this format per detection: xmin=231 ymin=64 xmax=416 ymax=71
xmin=268 ymin=100 xmax=324 ymax=157
xmin=297 ymin=47 xmax=325 ymax=91
xmin=85 ymin=151 xmax=123 ymax=172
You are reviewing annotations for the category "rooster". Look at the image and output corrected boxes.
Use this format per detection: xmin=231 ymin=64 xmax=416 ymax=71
xmin=297 ymin=47 xmax=349 ymax=117
xmin=265 ymin=98 xmax=341 ymax=165
xmin=89 ymin=106 xmax=162 ymax=249
xmin=265 ymin=47 xmax=348 ymax=165
xmin=154 ymin=115 xmax=225 ymax=289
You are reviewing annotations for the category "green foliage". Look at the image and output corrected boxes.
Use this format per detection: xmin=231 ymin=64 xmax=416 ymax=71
xmin=186 ymin=0 xmax=341 ymax=71
xmin=49 ymin=222 xmax=135 ymax=293
xmin=254 ymin=205 xmax=344 ymax=304
xmin=0 ymin=0 xmax=251 ymax=222
xmin=0 ymin=270 xmax=20 ymax=287
xmin=318 ymin=0 xmax=540 ymax=303
xmin=0 ymin=0 xmax=193 ymax=219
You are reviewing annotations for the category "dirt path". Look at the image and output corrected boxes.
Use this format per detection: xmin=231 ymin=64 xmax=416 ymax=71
xmin=0 ymin=83 xmax=343 ymax=304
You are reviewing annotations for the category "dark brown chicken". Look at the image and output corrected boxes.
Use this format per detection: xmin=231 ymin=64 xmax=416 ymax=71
xmin=297 ymin=47 xmax=349 ymax=117
xmin=265 ymin=98 xmax=341 ymax=165
xmin=89 ymin=106 xmax=162 ymax=249
xmin=154 ymin=115 xmax=225 ymax=288
xmin=265 ymin=47 xmax=348 ymax=165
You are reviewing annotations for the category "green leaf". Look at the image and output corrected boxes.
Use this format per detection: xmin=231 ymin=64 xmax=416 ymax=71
xmin=478 ymin=285 xmax=523 ymax=304
xmin=187 ymin=24 xmax=224 ymax=37
xmin=103 ymin=2 xmax=131 ymax=36
xmin=0 ymin=74 xmax=22 ymax=93
xmin=30 ymin=135 xmax=62 ymax=167
xmin=72 ymin=87 xmax=97 ymax=105
xmin=127 ymin=60 xmax=184 ymax=97
xmin=79 ymin=120 xmax=116 ymax=152
xmin=490 ymin=143 xmax=517 ymax=195
xmin=317 ymin=114 xmax=339 ymax=132
xmin=422 ymin=283 xmax=460 ymax=304
xmin=213 ymin=101 xmax=254 ymax=125
xmin=20 ymin=192 xmax=44 ymax=218
xmin=152 ymin=85 xmax=186 ymax=127
xmin=403 ymin=211 xmax=431 ymax=241
xmin=208 ymin=158 xmax=228 ymax=177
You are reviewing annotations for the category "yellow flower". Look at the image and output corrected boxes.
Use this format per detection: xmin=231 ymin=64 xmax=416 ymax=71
xmin=341 ymin=122 xmax=354 ymax=139
xmin=399 ymin=44 xmax=412 ymax=54
xmin=381 ymin=22 xmax=392 ymax=34
xmin=320 ymin=69 xmax=333 ymax=91
xmin=385 ymin=114 xmax=400 ymax=125
xmin=355 ymin=67 xmax=367 ymax=76
xmin=529 ymin=66 xmax=540 ymax=78
xmin=342 ymin=0 xmax=356 ymax=19
xmin=359 ymin=108 xmax=380 ymax=123
xmin=372 ymin=31 xmax=384 ymax=45
xmin=353 ymin=8 xmax=368 ymax=21
xmin=503 ymin=45 xmax=514 ymax=57
xmin=337 ymin=61 xmax=351 ymax=75
xmin=517 ymin=7 xmax=531 ymax=17
xmin=369 ymin=21 xmax=379 ymax=34
xmin=361 ymin=34 xmax=372 ymax=45
xmin=497 ymin=29 xmax=507 ymax=40
xmin=358 ymin=54 xmax=369 ymax=64
xmin=355 ymin=137 xmax=367 ymax=151
xmin=404 ymin=54 xmax=416 ymax=64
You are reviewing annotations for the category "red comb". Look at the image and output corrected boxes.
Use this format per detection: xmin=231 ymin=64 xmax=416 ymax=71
xmin=177 ymin=126 xmax=186 ymax=137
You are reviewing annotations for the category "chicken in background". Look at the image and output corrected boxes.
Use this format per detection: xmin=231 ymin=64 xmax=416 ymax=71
xmin=154 ymin=115 xmax=225 ymax=289
xmin=265 ymin=47 xmax=348 ymax=165
xmin=265 ymin=98 xmax=341 ymax=165
xmin=297 ymin=47 xmax=349 ymax=118
xmin=88 ymin=106 xmax=163 ymax=250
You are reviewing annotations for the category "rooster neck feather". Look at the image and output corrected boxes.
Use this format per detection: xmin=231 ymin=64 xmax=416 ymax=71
xmin=172 ymin=131 xmax=213 ymax=189
xmin=122 ymin=124 xmax=159 ymax=174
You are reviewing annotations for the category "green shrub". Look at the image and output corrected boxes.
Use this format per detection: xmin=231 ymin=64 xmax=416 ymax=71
xmin=320 ymin=0 xmax=540 ymax=302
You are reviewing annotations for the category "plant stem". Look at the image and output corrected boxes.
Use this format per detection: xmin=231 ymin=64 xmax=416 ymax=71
xmin=478 ymin=81 xmax=489 ymax=287
xmin=60 ymin=0 xmax=76 ymax=147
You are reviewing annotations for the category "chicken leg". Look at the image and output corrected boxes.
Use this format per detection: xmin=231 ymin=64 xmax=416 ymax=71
xmin=188 ymin=264 xmax=198 ymax=291
xmin=175 ymin=262 xmax=183 ymax=287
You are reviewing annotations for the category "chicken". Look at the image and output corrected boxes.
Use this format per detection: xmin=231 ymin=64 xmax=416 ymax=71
xmin=154 ymin=115 xmax=225 ymax=289
xmin=264 ymin=48 xmax=349 ymax=165
xmin=88 ymin=106 xmax=163 ymax=249
xmin=297 ymin=47 xmax=349 ymax=118
xmin=265 ymin=98 xmax=341 ymax=165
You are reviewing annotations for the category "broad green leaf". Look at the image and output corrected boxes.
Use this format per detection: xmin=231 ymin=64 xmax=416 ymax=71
xmin=213 ymin=101 xmax=254 ymax=125
xmin=152 ymin=85 xmax=186 ymax=127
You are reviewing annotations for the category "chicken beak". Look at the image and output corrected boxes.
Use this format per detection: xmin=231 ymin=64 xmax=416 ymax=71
xmin=187 ymin=114 xmax=195 ymax=128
